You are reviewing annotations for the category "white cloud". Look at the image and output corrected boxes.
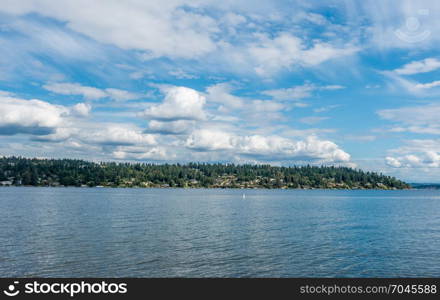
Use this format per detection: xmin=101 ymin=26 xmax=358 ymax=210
xmin=365 ymin=84 xmax=381 ymax=89
xmin=385 ymin=156 xmax=402 ymax=168
xmin=248 ymin=32 xmax=359 ymax=75
xmin=0 ymin=1 xmax=364 ymax=79
xmin=112 ymin=146 xmax=169 ymax=161
xmin=43 ymin=82 xmax=107 ymax=100
xmin=378 ymin=104 xmax=440 ymax=128
xmin=0 ymin=0 xmax=218 ymax=59
xmin=141 ymin=86 xmax=206 ymax=121
xmin=185 ymin=129 xmax=350 ymax=163
xmin=297 ymin=12 xmax=328 ymax=26
xmin=168 ymin=69 xmax=198 ymax=79
xmin=0 ymin=95 xmax=67 ymax=135
xmin=262 ymin=84 xmax=315 ymax=100
xmin=394 ymin=58 xmax=440 ymax=75
xmin=0 ymin=83 xmax=352 ymax=165
xmin=250 ymin=100 xmax=284 ymax=113
xmin=43 ymin=82 xmax=139 ymax=101
xmin=221 ymin=12 xmax=246 ymax=27
xmin=386 ymin=152 xmax=440 ymax=168
xmin=79 ymin=125 xmax=156 ymax=146
xmin=380 ymin=71 xmax=440 ymax=96
xmin=0 ymin=90 xmax=15 ymax=97
xmin=204 ymin=83 xmax=286 ymax=123
xmin=391 ymin=126 xmax=440 ymax=135
xmin=0 ymin=93 xmax=161 ymax=159
xmin=205 ymin=83 xmax=244 ymax=109
xmin=32 ymin=127 xmax=79 ymax=142
xmin=299 ymin=116 xmax=328 ymax=125
xmin=105 ymin=88 xmax=140 ymax=101
xmin=313 ymin=104 xmax=339 ymax=113
xmin=70 ymin=103 xmax=91 ymax=117
xmin=34 ymin=122 xmax=157 ymax=147
xmin=385 ymin=139 xmax=440 ymax=168
xmin=300 ymin=43 xmax=358 ymax=66
xmin=186 ymin=129 xmax=235 ymax=151
xmin=262 ymin=83 xmax=345 ymax=101
xmin=414 ymin=80 xmax=440 ymax=89
xmin=345 ymin=1 xmax=440 ymax=50
xmin=321 ymin=85 xmax=345 ymax=90
xmin=281 ymin=128 xmax=336 ymax=137
xmin=146 ymin=120 xmax=195 ymax=135
xmin=344 ymin=135 xmax=376 ymax=142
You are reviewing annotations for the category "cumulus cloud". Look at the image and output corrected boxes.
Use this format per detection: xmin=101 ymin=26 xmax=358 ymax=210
xmin=43 ymin=82 xmax=139 ymax=101
xmin=0 ymin=93 xmax=161 ymax=162
xmin=146 ymin=120 xmax=195 ymax=135
xmin=32 ymin=127 xmax=79 ymax=142
xmin=385 ymin=139 xmax=440 ymax=168
xmin=79 ymin=125 xmax=156 ymax=146
xmin=0 ymin=95 xmax=67 ymax=135
xmin=112 ymin=146 xmax=169 ymax=161
xmin=205 ymin=83 xmax=244 ymax=109
xmin=0 ymin=84 xmax=352 ymax=165
xmin=186 ymin=129 xmax=235 ymax=151
xmin=31 ymin=120 xmax=156 ymax=148
xmin=141 ymin=86 xmax=206 ymax=121
xmin=185 ymin=129 xmax=350 ymax=163
xmin=386 ymin=152 xmax=440 ymax=168
xmin=70 ymin=103 xmax=91 ymax=117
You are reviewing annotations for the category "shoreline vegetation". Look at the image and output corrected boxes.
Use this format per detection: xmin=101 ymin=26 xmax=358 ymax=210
xmin=0 ymin=156 xmax=410 ymax=190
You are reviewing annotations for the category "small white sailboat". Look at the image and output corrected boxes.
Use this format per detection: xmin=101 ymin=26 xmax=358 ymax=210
xmin=242 ymin=193 xmax=246 ymax=199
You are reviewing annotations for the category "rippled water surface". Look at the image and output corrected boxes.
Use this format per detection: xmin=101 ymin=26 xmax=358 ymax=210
xmin=1 ymin=187 xmax=440 ymax=277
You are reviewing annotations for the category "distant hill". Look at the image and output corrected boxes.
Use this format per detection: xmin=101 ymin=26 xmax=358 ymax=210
xmin=0 ymin=156 xmax=410 ymax=190
xmin=410 ymin=183 xmax=440 ymax=189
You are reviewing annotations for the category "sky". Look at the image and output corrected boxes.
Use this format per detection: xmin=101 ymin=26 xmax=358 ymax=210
xmin=0 ymin=0 xmax=440 ymax=182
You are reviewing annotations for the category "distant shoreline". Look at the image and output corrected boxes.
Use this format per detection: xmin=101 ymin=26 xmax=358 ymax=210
xmin=0 ymin=185 xmax=413 ymax=190
xmin=1 ymin=156 xmax=410 ymax=190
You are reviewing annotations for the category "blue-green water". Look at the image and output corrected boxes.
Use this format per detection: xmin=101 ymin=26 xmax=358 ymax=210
xmin=1 ymin=187 xmax=440 ymax=277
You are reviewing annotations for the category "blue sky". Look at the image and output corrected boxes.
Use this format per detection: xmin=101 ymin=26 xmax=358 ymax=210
xmin=0 ymin=0 xmax=440 ymax=182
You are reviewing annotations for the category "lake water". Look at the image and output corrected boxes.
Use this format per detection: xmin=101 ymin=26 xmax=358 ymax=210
xmin=1 ymin=187 xmax=440 ymax=277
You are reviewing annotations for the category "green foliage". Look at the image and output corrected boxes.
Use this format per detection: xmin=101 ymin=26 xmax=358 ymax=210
xmin=0 ymin=156 xmax=410 ymax=189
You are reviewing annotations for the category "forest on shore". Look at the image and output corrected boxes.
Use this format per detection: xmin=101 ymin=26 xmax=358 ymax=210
xmin=0 ymin=156 xmax=410 ymax=189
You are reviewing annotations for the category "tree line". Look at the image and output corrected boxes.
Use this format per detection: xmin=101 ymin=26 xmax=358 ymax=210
xmin=0 ymin=156 xmax=410 ymax=189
